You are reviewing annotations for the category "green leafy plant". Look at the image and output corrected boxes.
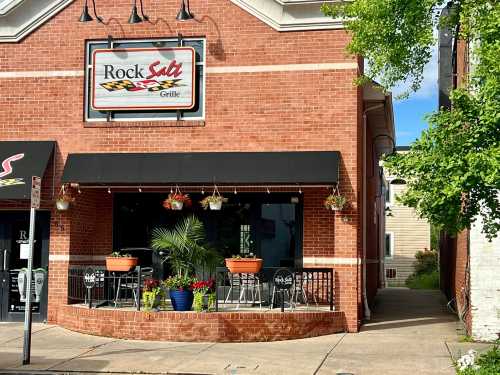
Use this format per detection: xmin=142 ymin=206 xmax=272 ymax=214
xmin=406 ymin=249 xmax=439 ymax=289
xmin=324 ymin=194 xmax=347 ymax=211
xmin=322 ymin=0 xmax=500 ymax=240
xmin=231 ymin=253 xmax=257 ymax=259
xmin=192 ymin=279 xmax=216 ymax=312
xmin=151 ymin=216 xmax=221 ymax=277
xmin=457 ymin=346 xmax=500 ymax=374
xmin=108 ymin=251 xmax=133 ymax=258
xmin=163 ymin=274 xmax=197 ymax=291
xmin=141 ymin=278 xmax=163 ymax=311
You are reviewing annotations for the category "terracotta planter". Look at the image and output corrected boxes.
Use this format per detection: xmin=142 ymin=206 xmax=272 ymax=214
xmin=225 ymin=258 xmax=263 ymax=274
xmin=105 ymin=257 xmax=138 ymax=272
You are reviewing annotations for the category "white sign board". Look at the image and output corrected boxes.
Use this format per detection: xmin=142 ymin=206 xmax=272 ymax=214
xmin=20 ymin=243 xmax=29 ymax=259
xmin=92 ymin=47 xmax=196 ymax=111
xmin=30 ymin=176 xmax=41 ymax=209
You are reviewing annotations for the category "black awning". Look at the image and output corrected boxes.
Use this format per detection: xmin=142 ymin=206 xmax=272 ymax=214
xmin=0 ymin=141 xmax=55 ymax=200
xmin=62 ymin=151 xmax=340 ymax=185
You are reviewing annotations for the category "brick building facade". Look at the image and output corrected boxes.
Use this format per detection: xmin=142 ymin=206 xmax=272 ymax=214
xmin=0 ymin=0 xmax=393 ymax=340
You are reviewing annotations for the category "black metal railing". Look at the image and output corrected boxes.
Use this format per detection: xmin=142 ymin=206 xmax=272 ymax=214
xmin=214 ymin=267 xmax=335 ymax=312
xmin=68 ymin=266 xmax=144 ymax=310
xmin=68 ymin=266 xmax=335 ymax=313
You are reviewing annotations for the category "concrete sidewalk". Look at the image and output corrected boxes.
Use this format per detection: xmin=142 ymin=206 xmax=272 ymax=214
xmin=0 ymin=289 xmax=486 ymax=375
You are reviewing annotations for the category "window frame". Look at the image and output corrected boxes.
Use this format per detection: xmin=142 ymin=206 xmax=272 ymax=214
xmin=83 ymin=37 xmax=206 ymax=123
xmin=385 ymin=232 xmax=394 ymax=259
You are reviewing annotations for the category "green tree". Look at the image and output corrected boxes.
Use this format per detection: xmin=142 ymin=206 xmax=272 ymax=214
xmin=323 ymin=1 xmax=500 ymax=239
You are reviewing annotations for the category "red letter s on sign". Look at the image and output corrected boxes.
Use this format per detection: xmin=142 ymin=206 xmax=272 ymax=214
xmin=0 ymin=153 xmax=24 ymax=178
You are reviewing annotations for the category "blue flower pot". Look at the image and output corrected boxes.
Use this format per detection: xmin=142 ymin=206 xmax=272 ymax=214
xmin=169 ymin=289 xmax=194 ymax=311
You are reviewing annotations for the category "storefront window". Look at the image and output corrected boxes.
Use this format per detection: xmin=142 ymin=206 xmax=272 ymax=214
xmin=84 ymin=38 xmax=205 ymax=122
xmin=113 ymin=193 xmax=303 ymax=273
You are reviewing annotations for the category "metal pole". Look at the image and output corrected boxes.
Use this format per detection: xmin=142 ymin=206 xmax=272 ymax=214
xmin=280 ymin=290 xmax=284 ymax=313
xmin=22 ymin=206 xmax=36 ymax=365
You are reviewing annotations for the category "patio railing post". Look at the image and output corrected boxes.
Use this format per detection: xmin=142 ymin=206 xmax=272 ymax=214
xmin=215 ymin=271 xmax=219 ymax=312
xmin=136 ymin=266 xmax=141 ymax=311
xmin=329 ymin=268 xmax=334 ymax=311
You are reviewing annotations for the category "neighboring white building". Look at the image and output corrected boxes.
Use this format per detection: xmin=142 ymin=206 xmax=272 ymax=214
xmin=469 ymin=211 xmax=500 ymax=341
xmin=383 ymin=146 xmax=431 ymax=287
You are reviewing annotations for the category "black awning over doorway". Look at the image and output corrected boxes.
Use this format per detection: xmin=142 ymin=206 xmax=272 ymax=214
xmin=61 ymin=151 xmax=340 ymax=185
xmin=0 ymin=141 xmax=55 ymax=200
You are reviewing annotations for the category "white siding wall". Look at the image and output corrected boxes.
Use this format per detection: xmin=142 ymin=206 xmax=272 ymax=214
xmin=385 ymin=183 xmax=431 ymax=286
xmin=470 ymin=216 xmax=500 ymax=342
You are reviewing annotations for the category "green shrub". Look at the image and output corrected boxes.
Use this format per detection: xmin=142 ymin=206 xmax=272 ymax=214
xmin=405 ymin=270 xmax=439 ymax=289
xmin=414 ymin=249 xmax=438 ymax=275
xmin=458 ymin=346 xmax=500 ymax=374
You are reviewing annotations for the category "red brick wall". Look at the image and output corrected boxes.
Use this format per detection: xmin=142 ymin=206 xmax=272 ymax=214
xmin=0 ymin=0 xmax=364 ymax=334
xmin=454 ymin=230 xmax=471 ymax=333
xmin=58 ymin=305 xmax=345 ymax=342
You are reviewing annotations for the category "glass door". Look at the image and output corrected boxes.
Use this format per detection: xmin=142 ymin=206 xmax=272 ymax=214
xmin=0 ymin=211 xmax=50 ymax=322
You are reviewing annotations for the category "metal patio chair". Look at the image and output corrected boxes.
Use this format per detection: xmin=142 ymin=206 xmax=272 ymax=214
xmin=223 ymin=272 xmax=262 ymax=310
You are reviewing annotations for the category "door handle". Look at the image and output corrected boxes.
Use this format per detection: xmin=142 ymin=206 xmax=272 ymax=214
xmin=3 ymin=249 xmax=6 ymax=271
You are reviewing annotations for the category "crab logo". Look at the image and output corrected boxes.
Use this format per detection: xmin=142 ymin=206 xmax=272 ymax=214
xmin=0 ymin=153 xmax=25 ymax=187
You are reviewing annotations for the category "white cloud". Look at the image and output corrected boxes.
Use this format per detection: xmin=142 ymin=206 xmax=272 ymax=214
xmin=392 ymin=44 xmax=438 ymax=100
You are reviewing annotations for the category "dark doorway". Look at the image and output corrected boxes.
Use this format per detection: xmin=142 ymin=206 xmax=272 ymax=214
xmin=0 ymin=211 xmax=50 ymax=322
xmin=113 ymin=192 xmax=303 ymax=274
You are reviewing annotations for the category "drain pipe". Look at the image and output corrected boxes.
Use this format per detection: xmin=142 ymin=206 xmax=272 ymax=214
xmin=362 ymin=103 xmax=384 ymax=321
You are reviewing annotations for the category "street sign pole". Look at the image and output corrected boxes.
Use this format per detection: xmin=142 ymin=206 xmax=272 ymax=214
xmin=22 ymin=176 xmax=41 ymax=365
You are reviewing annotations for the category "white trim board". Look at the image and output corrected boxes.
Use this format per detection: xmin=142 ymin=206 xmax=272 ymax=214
xmin=0 ymin=62 xmax=358 ymax=79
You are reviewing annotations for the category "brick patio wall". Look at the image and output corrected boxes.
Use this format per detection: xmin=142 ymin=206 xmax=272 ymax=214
xmin=57 ymin=305 xmax=346 ymax=342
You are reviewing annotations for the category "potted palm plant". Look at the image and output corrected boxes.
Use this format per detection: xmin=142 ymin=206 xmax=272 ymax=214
xmin=151 ymin=216 xmax=221 ymax=311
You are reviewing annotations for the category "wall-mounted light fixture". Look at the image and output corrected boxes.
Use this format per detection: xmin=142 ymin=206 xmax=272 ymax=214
xmin=129 ymin=0 xmax=149 ymax=24
xmin=79 ymin=0 xmax=103 ymax=23
xmin=79 ymin=0 xmax=193 ymax=23
xmin=176 ymin=0 xmax=193 ymax=21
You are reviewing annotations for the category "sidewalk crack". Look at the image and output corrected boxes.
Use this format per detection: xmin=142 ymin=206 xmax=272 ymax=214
xmin=43 ymin=339 xmax=119 ymax=371
xmin=313 ymin=333 xmax=347 ymax=375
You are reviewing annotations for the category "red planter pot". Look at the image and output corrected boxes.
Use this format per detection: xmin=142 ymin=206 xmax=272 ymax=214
xmin=225 ymin=258 xmax=263 ymax=274
xmin=105 ymin=257 xmax=138 ymax=272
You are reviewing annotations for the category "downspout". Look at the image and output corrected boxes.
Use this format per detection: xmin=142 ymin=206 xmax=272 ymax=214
xmin=362 ymin=103 xmax=384 ymax=320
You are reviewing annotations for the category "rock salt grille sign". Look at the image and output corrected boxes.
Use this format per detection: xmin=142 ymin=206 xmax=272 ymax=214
xmin=92 ymin=47 xmax=196 ymax=111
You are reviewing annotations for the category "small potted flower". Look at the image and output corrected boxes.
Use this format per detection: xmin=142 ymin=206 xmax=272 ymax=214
xmin=163 ymin=189 xmax=192 ymax=210
xmin=192 ymin=279 xmax=216 ymax=312
xmin=55 ymin=185 xmax=75 ymax=211
xmin=105 ymin=251 xmax=138 ymax=272
xmin=225 ymin=253 xmax=263 ymax=274
xmin=200 ymin=195 xmax=228 ymax=210
xmin=324 ymin=194 xmax=347 ymax=211
xmin=142 ymin=278 xmax=163 ymax=311
xmin=163 ymin=275 xmax=197 ymax=311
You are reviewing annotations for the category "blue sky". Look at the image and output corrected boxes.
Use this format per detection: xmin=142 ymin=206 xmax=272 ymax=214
xmin=392 ymin=46 xmax=438 ymax=146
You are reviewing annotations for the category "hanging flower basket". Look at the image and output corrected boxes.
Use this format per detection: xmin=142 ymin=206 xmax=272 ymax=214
xmin=163 ymin=187 xmax=191 ymax=210
xmin=200 ymin=186 xmax=228 ymax=211
xmin=55 ymin=185 xmax=75 ymax=211
xmin=324 ymin=187 xmax=347 ymax=211
xmin=56 ymin=199 xmax=70 ymax=211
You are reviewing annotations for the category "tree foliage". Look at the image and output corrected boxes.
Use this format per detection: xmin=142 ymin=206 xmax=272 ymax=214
xmin=323 ymin=1 xmax=500 ymax=239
